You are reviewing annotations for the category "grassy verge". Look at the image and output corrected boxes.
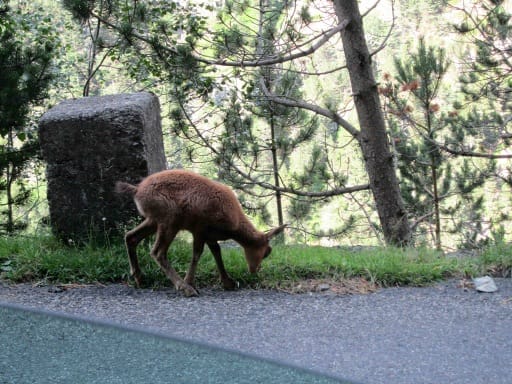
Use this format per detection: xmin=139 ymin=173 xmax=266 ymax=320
xmin=1 ymin=235 xmax=511 ymax=291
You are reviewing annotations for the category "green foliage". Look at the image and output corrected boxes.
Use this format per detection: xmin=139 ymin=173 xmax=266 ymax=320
xmin=382 ymin=38 xmax=494 ymax=249
xmin=478 ymin=237 xmax=512 ymax=277
xmin=0 ymin=234 xmax=190 ymax=286
xmin=449 ymin=0 xmax=512 ymax=245
xmin=60 ymin=0 xmax=212 ymax=97
xmin=455 ymin=1 xmax=511 ymax=125
xmin=200 ymin=0 xmax=342 ymax=237
xmin=465 ymin=7 xmax=511 ymax=85
xmin=61 ymin=0 xmax=97 ymax=22
xmin=0 ymin=2 xmax=57 ymax=234
xmin=0 ymin=234 xmax=126 ymax=283
xmin=455 ymin=0 xmax=512 ymax=158
xmin=2 ymin=235 xmax=511 ymax=289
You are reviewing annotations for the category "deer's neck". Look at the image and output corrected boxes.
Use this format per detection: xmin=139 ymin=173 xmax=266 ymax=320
xmin=233 ymin=216 xmax=265 ymax=247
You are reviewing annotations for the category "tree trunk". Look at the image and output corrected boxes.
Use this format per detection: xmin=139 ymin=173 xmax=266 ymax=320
xmin=6 ymin=129 xmax=15 ymax=233
xmin=333 ymin=0 xmax=411 ymax=245
xmin=270 ymin=114 xmax=284 ymax=229
xmin=431 ymin=161 xmax=441 ymax=249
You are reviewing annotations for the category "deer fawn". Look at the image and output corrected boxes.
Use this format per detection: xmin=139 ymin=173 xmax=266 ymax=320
xmin=116 ymin=169 xmax=286 ymax=296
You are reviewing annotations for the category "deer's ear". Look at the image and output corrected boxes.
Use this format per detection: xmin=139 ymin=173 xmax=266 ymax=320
xmin=266 ymin=224 xmax=287 ymax=239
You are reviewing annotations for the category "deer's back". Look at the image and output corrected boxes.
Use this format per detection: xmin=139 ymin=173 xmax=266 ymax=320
xmin=134 ymin=170 xmax=242 ymax=231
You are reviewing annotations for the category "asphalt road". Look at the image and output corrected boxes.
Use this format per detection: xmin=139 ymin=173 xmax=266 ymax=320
xmin=1 ymin=278 xmax=511 ymax=384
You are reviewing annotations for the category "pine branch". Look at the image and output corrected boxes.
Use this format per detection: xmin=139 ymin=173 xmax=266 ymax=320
xmin=91 ymin=11 xmax=349 ymax=68
xmin=437 ymin=143 xmax=512 ymax=159
xmin=410 ymin=211 xmax=435 ymax=232
xmin=258 ymin=77 xmax=361 ymax=139
xmin=200 ymin=19 xmax=350 ymax=67
xmin=177 ymin=99 xmax=369 ymax=197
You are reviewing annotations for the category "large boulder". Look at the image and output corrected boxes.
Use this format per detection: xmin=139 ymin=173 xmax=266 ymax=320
xmin=39 ymin=92 xmax=166 ymax=243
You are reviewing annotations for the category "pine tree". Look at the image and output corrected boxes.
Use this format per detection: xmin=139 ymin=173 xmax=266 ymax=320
xmin=448 ymin=0 xmax=512 ymax=244
xmin=381 ymin=38 xmax=492 ymax=248
xmin=0 ymin=1 xmax=57 ymax=233
xmin=453 ymin=0 xmax=512 ymax=167
xmin=455 ymin=0 xmax=511 ymax=110
xmin=212 ymin=0 xmax=328 ymax=239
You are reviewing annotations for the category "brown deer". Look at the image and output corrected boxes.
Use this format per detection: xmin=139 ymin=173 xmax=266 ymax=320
xmin=116 ymin=169 xmax=286 ymax=296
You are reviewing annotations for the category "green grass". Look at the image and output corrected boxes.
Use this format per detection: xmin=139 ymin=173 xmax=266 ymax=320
xmin=1 ymin=234 xmax=511 ymax=291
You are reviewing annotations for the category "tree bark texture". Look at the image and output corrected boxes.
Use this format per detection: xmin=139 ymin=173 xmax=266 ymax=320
xmin=333 ymin=0 xmax=411 ymax=245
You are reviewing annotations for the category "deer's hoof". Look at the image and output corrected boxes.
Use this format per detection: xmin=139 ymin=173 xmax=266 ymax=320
xmin=131 ymin=273 xmax=144 ymax=288
xmin=222 ymin=278 xmax=238 ymax=291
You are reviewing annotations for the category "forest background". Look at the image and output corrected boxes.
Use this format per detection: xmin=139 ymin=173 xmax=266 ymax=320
xmin=1 ymin=0 xmax=511 ymax=252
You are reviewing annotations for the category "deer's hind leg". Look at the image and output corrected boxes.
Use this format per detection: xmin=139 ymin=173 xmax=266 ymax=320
xmin=184 ymin=235 xmax=207 ymax=291
xmin=125 ymin=218 xmax=156 ymax=287
xmin=151 ymin=224 xmax=199 ymax=297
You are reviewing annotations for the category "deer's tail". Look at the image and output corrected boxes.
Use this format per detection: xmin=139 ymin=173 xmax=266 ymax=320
xmin=115 ymin=181 xmax=138 ymax=196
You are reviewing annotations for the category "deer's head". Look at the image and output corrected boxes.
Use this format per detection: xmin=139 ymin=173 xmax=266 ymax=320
xmin=244 ymin=224 xmax=287 ymax=273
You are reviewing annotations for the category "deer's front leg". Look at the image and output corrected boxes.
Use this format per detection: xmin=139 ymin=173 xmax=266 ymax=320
xmin=208 ymin=241 xmax=237 ymax=290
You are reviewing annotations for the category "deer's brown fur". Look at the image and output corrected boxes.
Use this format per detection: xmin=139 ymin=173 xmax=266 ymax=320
xmin=116 ymin=169 xmax=285 ymax=296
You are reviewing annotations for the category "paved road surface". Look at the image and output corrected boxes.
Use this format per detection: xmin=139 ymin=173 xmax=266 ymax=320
xmin=1 ymin=279 xmax=511 ymax=384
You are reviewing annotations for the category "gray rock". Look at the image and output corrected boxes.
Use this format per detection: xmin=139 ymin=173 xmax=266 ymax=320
xmin=473 ymin=276 xmax=498 ymax=292
xmin=39 ymin=92 xmax=166 ymax=243
xmin=317 ymin=283 xmax=331 ymax=292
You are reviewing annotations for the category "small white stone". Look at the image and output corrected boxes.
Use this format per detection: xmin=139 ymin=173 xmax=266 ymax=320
xmin=472 ymin=276 xmax=498 ymax=293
